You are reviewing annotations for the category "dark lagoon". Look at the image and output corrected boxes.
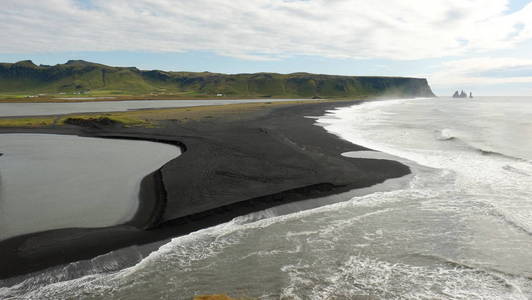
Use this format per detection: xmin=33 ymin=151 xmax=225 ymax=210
xmin=0 ymin=134 xmax=179 ymax=241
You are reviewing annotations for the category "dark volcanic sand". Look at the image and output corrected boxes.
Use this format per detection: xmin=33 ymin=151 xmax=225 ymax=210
xmin=0 ymin=100 xmax=410 ymax=279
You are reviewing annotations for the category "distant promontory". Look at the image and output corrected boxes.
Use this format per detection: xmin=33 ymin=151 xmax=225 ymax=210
xmin=0 ymin=60 xmax=435 ymax=99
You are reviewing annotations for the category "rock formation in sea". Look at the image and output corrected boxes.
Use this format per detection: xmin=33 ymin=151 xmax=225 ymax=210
xmin=453 ymin=90 xmax=470 ymax=98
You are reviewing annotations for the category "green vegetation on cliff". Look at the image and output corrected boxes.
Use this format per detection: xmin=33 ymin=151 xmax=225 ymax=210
xmin=0 ymin=60 xmax=435 ymax=98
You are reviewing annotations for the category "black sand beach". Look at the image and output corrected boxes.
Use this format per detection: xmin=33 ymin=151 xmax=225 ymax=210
xmin=0 ymin=100 xmax=410 ymax=279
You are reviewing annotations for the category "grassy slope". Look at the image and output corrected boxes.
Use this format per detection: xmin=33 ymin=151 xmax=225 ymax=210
xmin=0 ymin=60 xmax=435 ymax=98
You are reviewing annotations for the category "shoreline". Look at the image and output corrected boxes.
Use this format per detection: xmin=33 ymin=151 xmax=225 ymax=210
xmin=0 ymin=100 xmax=411 ymax=280
xmin=0 ymin=96 xmax=316 ymax=104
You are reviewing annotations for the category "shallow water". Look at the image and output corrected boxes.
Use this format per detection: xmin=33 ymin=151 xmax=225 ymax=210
xmin=0 ymin=134 xmax=179 ymax=241
xmin=0 ymin=99 xmax=307 ymax=117
xmin=2 ymin=97 xmax=532 ymax=299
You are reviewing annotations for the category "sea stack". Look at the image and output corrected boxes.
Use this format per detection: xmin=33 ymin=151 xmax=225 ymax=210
xmin=452 ymin=90 xmax=470 ymax=98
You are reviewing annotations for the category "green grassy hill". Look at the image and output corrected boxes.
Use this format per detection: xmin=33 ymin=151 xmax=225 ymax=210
xmin=0 ymin=60 xmax=435 ymax=98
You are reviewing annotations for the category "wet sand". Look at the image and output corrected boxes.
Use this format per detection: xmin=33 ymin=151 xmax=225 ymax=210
xmin=0 ymin=100 xmax=410 ymax=279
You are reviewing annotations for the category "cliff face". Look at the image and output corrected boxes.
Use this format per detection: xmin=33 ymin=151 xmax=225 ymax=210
xmin=0 ymin=60 xmax=435 ymax=98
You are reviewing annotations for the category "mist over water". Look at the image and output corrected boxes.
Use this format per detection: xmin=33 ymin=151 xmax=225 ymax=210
xmin=2 ymin=97 xmax=532 ymax=299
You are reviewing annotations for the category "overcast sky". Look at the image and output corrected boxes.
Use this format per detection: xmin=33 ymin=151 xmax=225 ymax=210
xmin=2 ymin=0 xmax=532 ymax=95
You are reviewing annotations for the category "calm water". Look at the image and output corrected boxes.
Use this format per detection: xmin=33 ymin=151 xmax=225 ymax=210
xmin=0 ymin=99 xmax=308 ymax=117
xmin=2 ymin=97 xmax=532 ymax=299
xmin=0 ymin=134 xmax=179 ymax=241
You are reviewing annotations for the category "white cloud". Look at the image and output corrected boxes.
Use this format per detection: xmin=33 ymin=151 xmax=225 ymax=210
xmin=2 ymin=0 xmax=532 ymax=60
xmin=430 ymin=57 xmax=532 ymax=87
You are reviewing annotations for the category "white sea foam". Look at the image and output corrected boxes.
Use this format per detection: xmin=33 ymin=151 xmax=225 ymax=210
xmin=280 ymin=255 xmax=529 ymax=300
xmin=316 ymin=97 xmax=532 ymax=236
xmin=3 ymin=97 xmax=532 ymax=299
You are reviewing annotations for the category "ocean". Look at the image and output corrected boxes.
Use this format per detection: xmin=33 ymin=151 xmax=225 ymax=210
xmin=2 ymin=97 xmax=531 ymax=299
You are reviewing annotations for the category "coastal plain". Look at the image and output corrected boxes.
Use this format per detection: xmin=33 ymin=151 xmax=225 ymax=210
xmin=0 ymin=99 xmax=411 ymax=279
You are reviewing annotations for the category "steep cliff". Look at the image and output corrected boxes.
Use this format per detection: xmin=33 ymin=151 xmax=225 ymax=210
xmin=0 ymin=60 xmax=435 ymax=98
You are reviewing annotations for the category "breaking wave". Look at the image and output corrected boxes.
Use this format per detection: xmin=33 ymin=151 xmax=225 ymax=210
xmin=3 ymin=97 xmax=532 ymax=299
